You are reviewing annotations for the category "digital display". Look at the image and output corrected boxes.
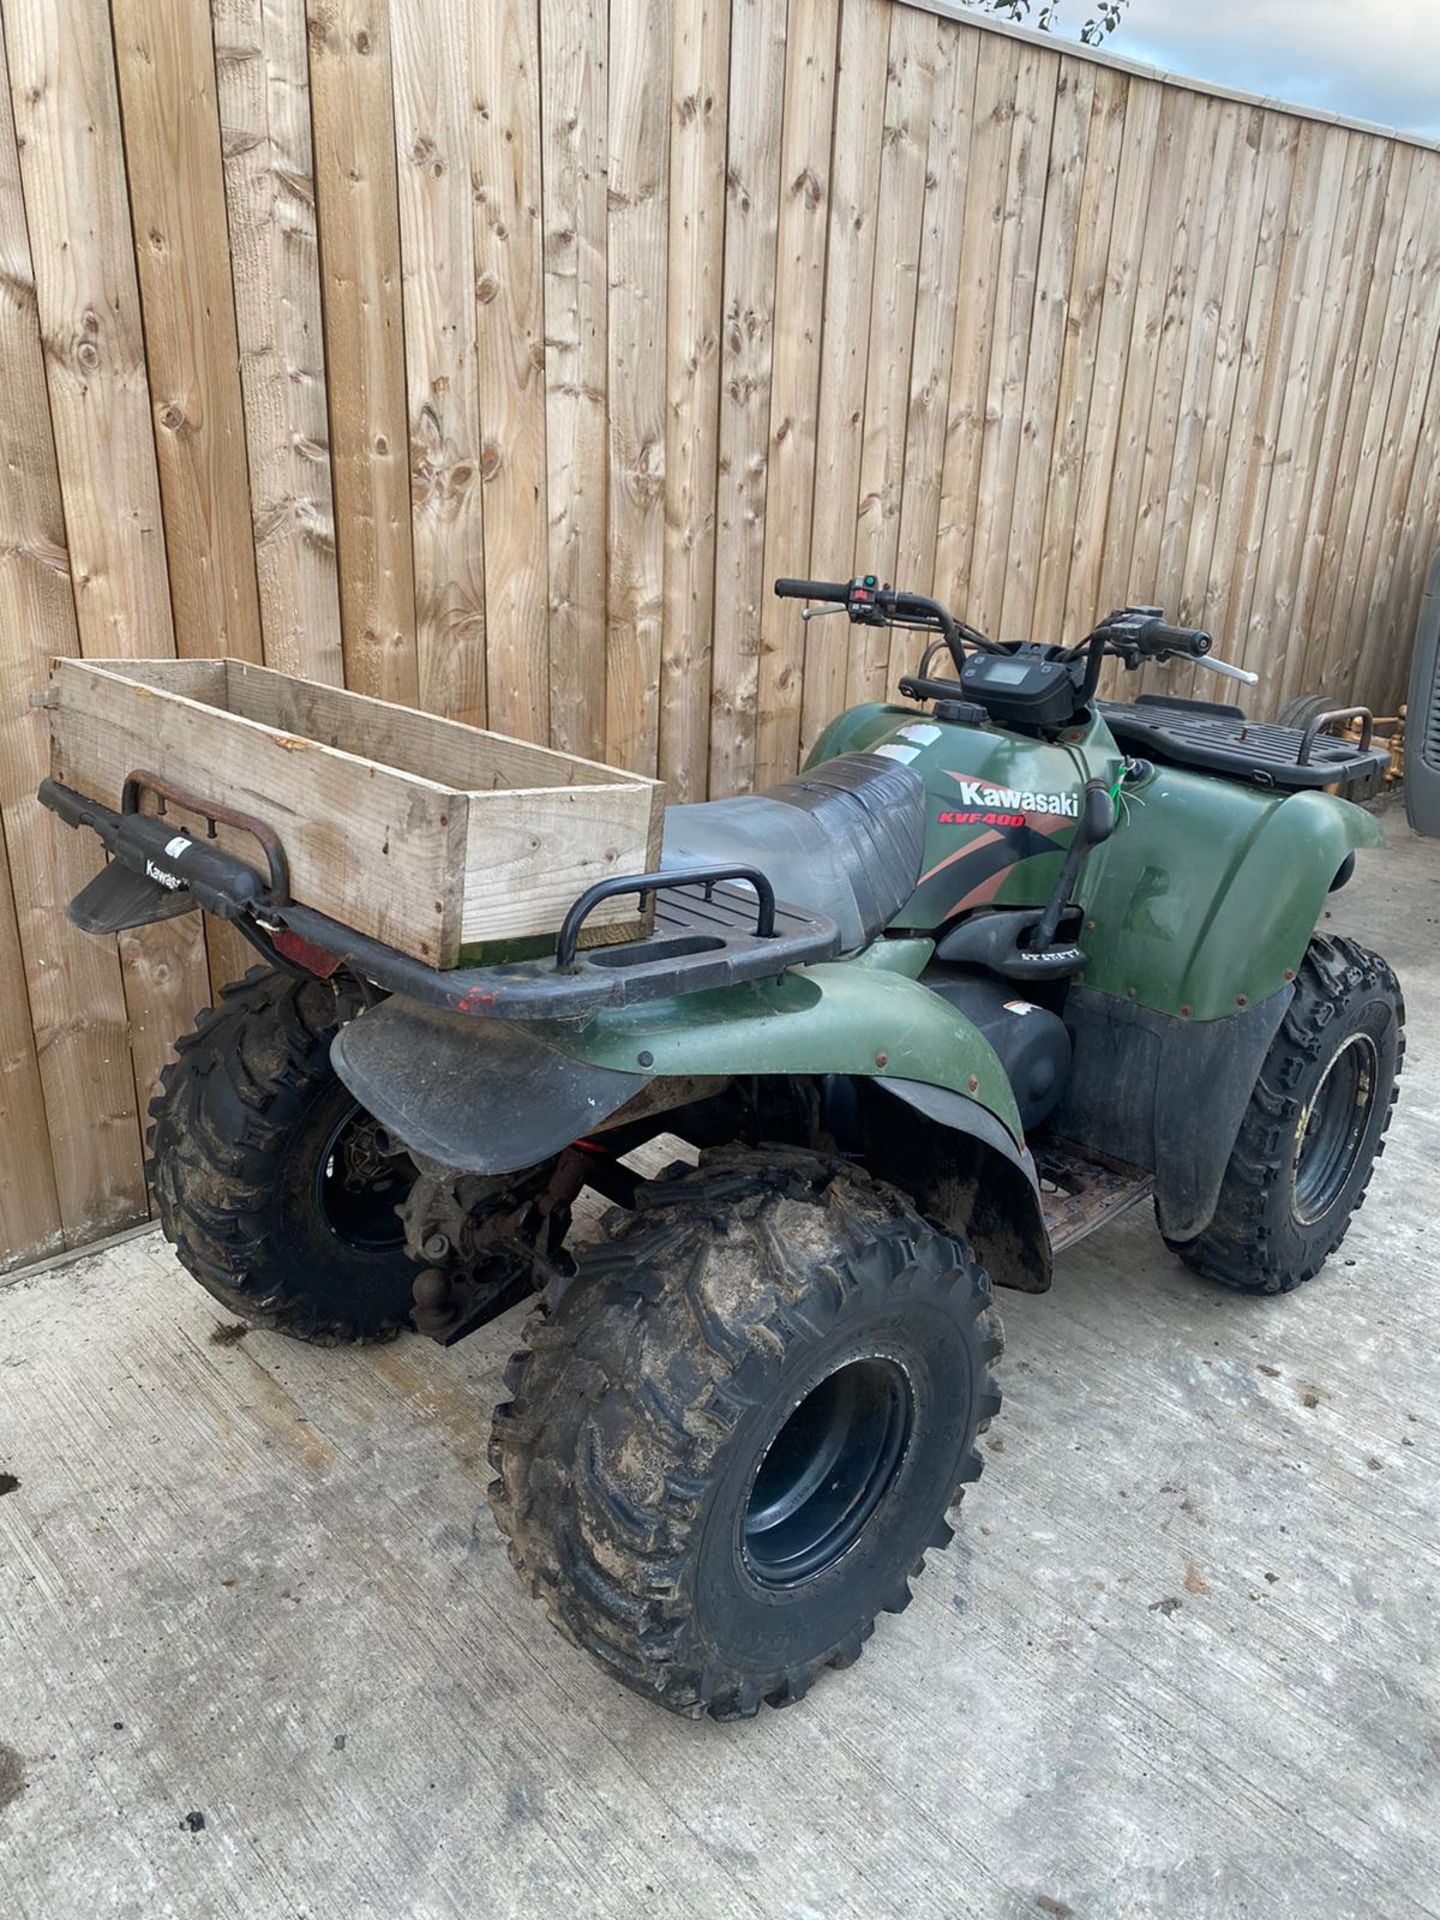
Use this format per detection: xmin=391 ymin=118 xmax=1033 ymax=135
xmin=973 ymin=659 xmax=1041 ymax=687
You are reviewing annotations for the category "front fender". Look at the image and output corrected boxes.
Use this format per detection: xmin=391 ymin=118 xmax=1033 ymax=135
xmin=542 ymin=955 xmax=1025 ymax=1146
xmin=1079 ymin=771 xmax=1382 ymax=1021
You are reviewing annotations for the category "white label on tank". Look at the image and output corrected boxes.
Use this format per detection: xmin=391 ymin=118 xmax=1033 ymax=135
xmin=164 ymin=835 xmax=193 ymax=859
xmin=873 ymin=743 xmax=920 ymax=763
xmin=897 ymin=723 xmax=942 ymax=746
xmin=1003 ymin=999 xmax=1040 ymax=1016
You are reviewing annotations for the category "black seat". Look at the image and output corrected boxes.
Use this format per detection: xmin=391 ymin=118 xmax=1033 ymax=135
xmin=662 ymin=753 xmax=927 ymax=952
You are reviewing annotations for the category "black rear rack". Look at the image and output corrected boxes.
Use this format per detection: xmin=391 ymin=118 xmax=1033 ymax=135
xmin=1099 ymin=695 xmax=1389 ymax=795
xmin=38 ymin=778 xmax=839 ymax=1016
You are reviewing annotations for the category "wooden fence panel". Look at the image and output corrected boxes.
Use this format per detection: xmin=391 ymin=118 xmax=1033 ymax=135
xmin=3 ymin=0 xmax=1440 ymax=1268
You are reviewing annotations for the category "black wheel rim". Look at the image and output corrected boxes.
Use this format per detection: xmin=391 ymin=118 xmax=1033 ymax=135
xmin=1292 ymin=1032 xmax=1379 ymax=1225
xmin=314 ymin=1103 xmax=415 ymax=1252
xmin=742 ymin=1357 xmax=914 ymax=1588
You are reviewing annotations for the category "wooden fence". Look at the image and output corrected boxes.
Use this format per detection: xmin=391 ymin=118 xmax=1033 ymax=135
xmin=2 ymin=0 xmax=1439 ymax=1271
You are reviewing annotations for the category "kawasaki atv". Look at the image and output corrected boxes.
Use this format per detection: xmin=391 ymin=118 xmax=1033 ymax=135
xmin=40 ymin=577 xmax=1404 ymax=1721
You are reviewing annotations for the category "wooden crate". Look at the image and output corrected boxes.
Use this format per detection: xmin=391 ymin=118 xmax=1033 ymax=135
xmin=48 ymin=659 xmax=665 ymax=968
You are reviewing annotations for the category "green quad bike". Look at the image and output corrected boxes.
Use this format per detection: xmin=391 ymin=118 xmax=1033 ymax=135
xmin=41 ymin=577 xmax=1404 ymax=1721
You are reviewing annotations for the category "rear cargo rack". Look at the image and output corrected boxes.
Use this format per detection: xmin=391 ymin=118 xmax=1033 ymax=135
xmin=1099 ymin=695 xmax=1389 ymax=795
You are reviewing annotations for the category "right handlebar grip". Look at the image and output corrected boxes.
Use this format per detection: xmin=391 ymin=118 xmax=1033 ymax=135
xmin=774 ymin=577 xmax=851 ymax=603
xmin=1140 ymin=618 xmax=1212 ymax=657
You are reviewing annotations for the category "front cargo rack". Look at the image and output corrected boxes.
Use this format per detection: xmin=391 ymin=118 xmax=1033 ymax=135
xmin=1098 ymin=694 xmax=1389 ymax=796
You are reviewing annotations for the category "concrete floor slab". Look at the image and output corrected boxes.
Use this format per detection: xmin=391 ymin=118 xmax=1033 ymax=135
xmin=2 ymin=807 xmax=1437 ymax=1920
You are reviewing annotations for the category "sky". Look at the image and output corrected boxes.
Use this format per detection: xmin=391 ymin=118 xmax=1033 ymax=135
xmin=1044 ymin=0 xmax=1440 ymax=140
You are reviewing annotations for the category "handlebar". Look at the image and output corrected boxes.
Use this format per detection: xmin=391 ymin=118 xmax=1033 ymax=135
xmin=1133 ymin=617 xmax=1212 ymax=659
xmin=774 ymin=577 xmax=852 ymax=602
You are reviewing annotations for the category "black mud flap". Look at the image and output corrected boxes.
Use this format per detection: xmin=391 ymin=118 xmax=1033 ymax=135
xmin=330 ymin=998 xmax=646 ymax=1175
xmin=67 ymin=859 xmax=198 ymax=934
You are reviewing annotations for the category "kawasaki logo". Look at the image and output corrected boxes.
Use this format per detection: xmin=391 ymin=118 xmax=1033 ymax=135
xmin=145 ymin=860 xmax=184 ymax=890
xmin=951 ymin=781 xmax=1080 ymax=818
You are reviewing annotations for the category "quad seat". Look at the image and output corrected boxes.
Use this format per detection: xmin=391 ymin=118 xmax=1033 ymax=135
xmin=662 ymin=752 xmax=927 ymax=953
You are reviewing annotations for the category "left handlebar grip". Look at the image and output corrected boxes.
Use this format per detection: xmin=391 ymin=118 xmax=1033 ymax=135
xmin=774 ymin=577 xmax=850 ymax=602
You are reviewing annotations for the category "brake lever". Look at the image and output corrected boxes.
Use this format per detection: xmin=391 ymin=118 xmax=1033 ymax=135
xmin=1191 ymin=654 xmax=1259 ymax=687
xmin=800 ymin=603 xmax=848 ymax=623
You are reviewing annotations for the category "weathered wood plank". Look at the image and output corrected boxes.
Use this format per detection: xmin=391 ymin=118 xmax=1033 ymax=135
xmin=659 ymin=0 xmax=730 ymax=801
xmin=796 ymin=0 xmax=892 ymax=761
xmin=707 ymin=0 xmax=790 ymax=798
xmin=5 ymin=0 xmax=213 ymax=1166
xmin=968 ymin=43 xmax=1060 ymax=637
xmin=753 ymin=0 xmax=840 ymax=787
xmin=848 ymin=0 xmax=940 ymax=704
xmin=933 ymin=30 xmax=1022 ymax=616
xmin=1030 ymin=65 xmax=1126 ymax=644
xmin=0 ymin=832 xmax=61 ymax=1270
xmin=540 ymin=0 xmax=608 ymax=762
xmin=604 ymin=0 xmax=669 ymax=776
xmin=212 ymin=0 xmax=344 ymax=688
xmin=306 ymin=0 xmax=418 ymax=706
xmin=389 ymin=0 xmax=487 ymax=729
xmin=0 ymin=14 xmax=148 ymax=1244
xmin=111 ymin=0 xmax=264 ymax=663
xmin=997 ymin=56 xmax=1095 ymax=641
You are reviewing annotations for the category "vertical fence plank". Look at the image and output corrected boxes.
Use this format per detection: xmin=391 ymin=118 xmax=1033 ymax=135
xmin=307 ymin=0 xmax=417 ymax=705
xmin=849 ymin=0 xmax=940 ymax=706
xmin=753 ymin=0 xmax=840 ymax=788
xmin=606 ymin=0 xmax=670 ymax=774
xmin=933 ymin=30 xmax=1021 ymax=616
xmin=112 ymin=0 xmax=263 ymax=663
xmin=969 ymin=44 xmax=1059 ymax=636
xmin=0 ymin=7 xmax=149 ymax=1243
xmin=998 ymin=57 xmax=1095 ymax=640
xmin=0 ymin=827 xmax=60 ymax=1268
xmin=707 ymin=0 xmax=790 ymax=798
xmin=212 ymin=0 xmax=343 ymax=688
xmin=892 ymin=16 xmax=978 ymax=612
xmin=390 ymin=0 xmax=486 ymax=725
xmin=797 ymin=0 xmax=892 ymax=759
xmin=1030 ymin=65 xmax=1126 ymax=642
xmin=660 ymin=0 xmax=730 ymax=799
xmin=6 ymin=0 xmax=212 ymax=1148
xmin=540 ymin=0 xmax=607 ymax=759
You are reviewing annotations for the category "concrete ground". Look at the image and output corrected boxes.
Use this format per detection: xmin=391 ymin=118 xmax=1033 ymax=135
xmin=2 ymin=805 xmax=1437 ymax=1920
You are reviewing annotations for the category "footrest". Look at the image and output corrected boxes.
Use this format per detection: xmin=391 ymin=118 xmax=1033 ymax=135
xmin=1036 ymin=1144 xmax=1154 ymax=1254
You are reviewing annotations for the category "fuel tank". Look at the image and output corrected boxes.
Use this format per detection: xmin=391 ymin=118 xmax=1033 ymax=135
xmin=805 ymin=702 xmax=1120 ymax=934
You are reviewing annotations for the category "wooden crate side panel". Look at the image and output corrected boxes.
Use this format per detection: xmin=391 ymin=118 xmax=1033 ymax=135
xmin=111 ymin=0 xmax=264 ymax=664
xmin=306 ymin=0 xmax=418 ymax=706
xmin=390 ymin=0 xmax=487 ymax=727
xmin=460 ymin=782 xmax=660 ymax=945
xmin=51 ymin=662 xmax=458 ymax=965
xmin=212 ymin=0 xmax=344 ymax=688
xmin=222 ymin=659 xmax=631 ymax=792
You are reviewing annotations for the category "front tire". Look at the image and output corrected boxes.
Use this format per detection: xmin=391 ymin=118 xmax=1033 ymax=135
xmin=148 ymin=967 xmax=424 ymax=1343
xmin=1168 ymin=935 xmax=1403 ymax=1293
xmin=489 ymin=1147 xmax=1003 ymax=1719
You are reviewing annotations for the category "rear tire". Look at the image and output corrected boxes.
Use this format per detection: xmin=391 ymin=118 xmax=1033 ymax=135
xmin=148 ymin=967 xmax=424 ymax=1343
xmin=489 ymin=1147 xmax=1003 ymax=1719
xmin=1167 ymin=935 xmax=1403 ymax=1293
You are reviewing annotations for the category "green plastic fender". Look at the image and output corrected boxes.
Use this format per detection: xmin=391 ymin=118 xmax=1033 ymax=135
xmin=1077 ymin=768 xmax=1384 ymax=1021
xmin=537 ymin=939 xmax=1026 ymax=1146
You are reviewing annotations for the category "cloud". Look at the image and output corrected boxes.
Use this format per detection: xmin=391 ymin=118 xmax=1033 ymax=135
xmin=1096 ymin=0 xmax=1440 ymax=138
